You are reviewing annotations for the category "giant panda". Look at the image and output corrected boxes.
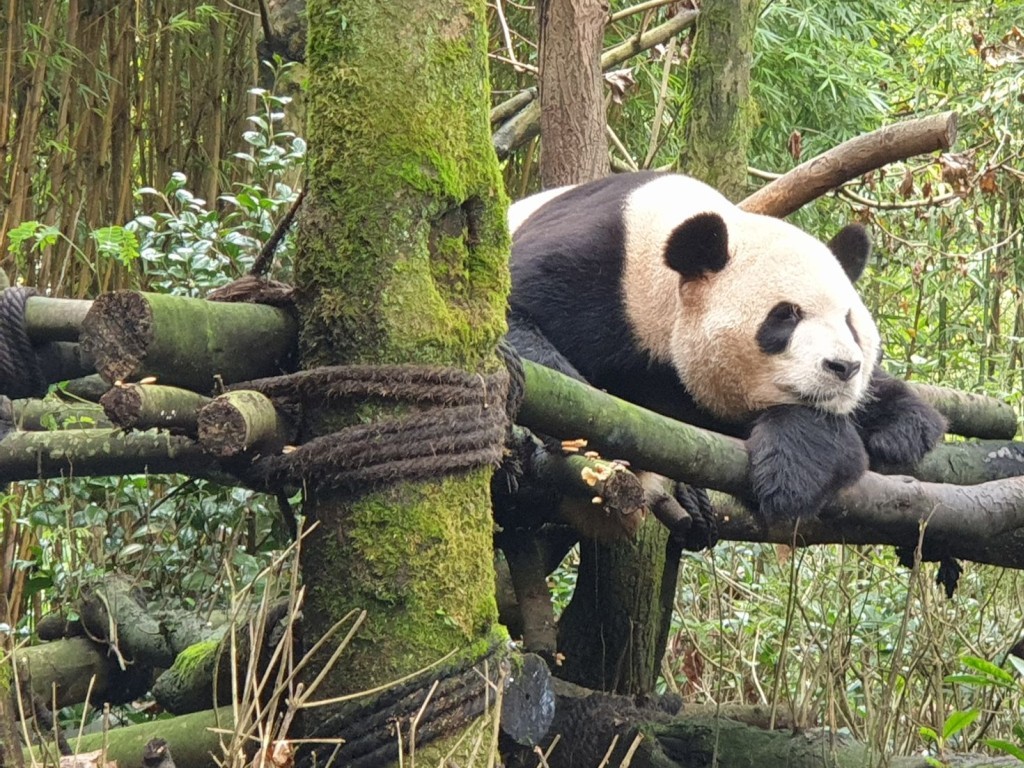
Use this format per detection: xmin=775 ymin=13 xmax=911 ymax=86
xmin=507 ymin=171 xmax=946 ymax=523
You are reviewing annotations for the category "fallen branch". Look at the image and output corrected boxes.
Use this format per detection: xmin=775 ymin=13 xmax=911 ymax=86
xmin=0 ymin=428 xmax=227 ymax=484
xmin=740 ymin=112 xmax=958 ymax=218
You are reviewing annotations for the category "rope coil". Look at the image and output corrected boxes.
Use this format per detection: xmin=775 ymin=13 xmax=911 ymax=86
xmin=0 ymin=287 xmax=47 ymax=399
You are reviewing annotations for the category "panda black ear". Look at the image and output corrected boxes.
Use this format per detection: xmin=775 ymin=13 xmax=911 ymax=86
xmin=664 ymin=212 xmax=730 ymax=280
xmin=828 ymin=224 xmax=872 ymax=283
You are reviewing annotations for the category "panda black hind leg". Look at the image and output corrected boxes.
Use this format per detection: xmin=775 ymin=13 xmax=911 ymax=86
xmin=854 ymin=366 xmax=947 ymax=469
xmin=747 ymin=405 xmax=868 ymax=523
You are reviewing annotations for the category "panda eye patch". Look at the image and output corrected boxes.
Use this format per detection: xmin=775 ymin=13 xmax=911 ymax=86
xmin=756 ymin=302 xmax=803 ymax=355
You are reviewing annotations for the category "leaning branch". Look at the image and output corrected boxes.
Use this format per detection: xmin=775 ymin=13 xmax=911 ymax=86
xmin=739 ymin=112 xmax=958 ymax=218
xmin=517 ymin=361 xmax=1024 ymax=569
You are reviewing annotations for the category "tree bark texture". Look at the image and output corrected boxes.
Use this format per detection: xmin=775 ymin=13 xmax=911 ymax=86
xmin=558 ymin=516 xmax=676 ymax=695
xmin=677 ymin=0 xmax=758 ymax=199
xmin=297 ymin=0 xmax=509 ymax=761
xmin=538 ymin=0 xmax=610 ymax=187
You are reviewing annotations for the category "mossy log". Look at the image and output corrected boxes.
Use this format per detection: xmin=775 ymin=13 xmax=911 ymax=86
xmin=518 ymin=361 xmax=1024 ymax=570
xmin=196 ymin=390 xmax=295 ymax=457
xmin=80 ymin=291 xmax=297 ymax=392
xmin=13 ymin=637 xmax=145 ymax=709
xmin=24 ymin=297 xmax=92 ymax=343
xmin=912 ymin=382 xmax=1017 ymax=440
xmin=0 ymin=428 xmax=225 ymax=484
xmin=100 ymin=383 xmax=211 ymax=434
xmin=12 ymin=397 xmax=110 ymax=430
xmin=499 ymin=678 xmax=1023 ymax=768
xmin=38 ymin=706 xmax=235 ymax=768
xmin=78 ymin=574 xmax=227 ymax=670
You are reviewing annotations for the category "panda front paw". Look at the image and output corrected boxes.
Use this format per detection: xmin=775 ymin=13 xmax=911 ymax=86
xmin=861 ymin=400 xmax=946 ymax=468
xmin=856 ymin=368 xmax=947 ymax=469
xmin=747 ymin=405 xmax=867 ymax=524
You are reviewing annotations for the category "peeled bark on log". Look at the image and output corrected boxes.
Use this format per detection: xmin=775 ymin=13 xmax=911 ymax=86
xmin=12 ymin=398 xmax=110 ymax=430
xmin=196 ymin=390 xmax=295 ymax=457
xmin=24 ymin=297 xmax=92 ymax=343
xmin=80 ymin=291 xmax=297 ymax=392
xmin=517 ymin=361 xmax=1024 ymax=570
xmin=740 ymin=112 xmax=958 ymax=218
xmin=100 ymin=383 xmax=211 ymax=434
xmin=912 ymin=382 xmax=1016 ymax=440
xmin=886 ymin=440 xmax=1024 ymax=485
xmin=0 ymin=428 xmax=225 ymax=484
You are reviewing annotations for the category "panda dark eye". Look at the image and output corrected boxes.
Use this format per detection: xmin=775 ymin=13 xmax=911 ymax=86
xmin=769 ymin=302 xmax=803 ymax=322
xmin=757 ymin=302 xmax=803 ymax=355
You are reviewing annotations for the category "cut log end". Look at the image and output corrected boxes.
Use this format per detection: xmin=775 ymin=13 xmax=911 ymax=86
xmin=197 ymin=401 xmax=250 ymax=457
xmin=81 ymin=292 xmax=155 ymax=384
xmin=100 ymin=386 xmax=144 ymax=430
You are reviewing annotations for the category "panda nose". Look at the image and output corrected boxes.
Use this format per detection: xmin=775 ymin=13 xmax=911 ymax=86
xmin=823 ymin=358 xmax=861 ymax=382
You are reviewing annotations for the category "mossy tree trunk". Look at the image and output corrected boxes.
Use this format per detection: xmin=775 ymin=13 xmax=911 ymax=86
xmin=677 ymin=0 xmax=758 ymax=199
xmin=295 ymin=0 xmax=509 ymax=759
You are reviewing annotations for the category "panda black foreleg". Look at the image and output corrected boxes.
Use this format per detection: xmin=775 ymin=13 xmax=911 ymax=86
xmin=747 ymin=405 xmax=867 ymax=524
xmin=854 ymin=367 xmax=947 ymax=470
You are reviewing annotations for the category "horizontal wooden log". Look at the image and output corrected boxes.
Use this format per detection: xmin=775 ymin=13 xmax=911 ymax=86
xmin=12 ymin=398 xmax=110 ymax=430
xmin=0 ymin=429 xmax=225 ymax=484
xmin=80 ymin=291 xmax=297 ymax=392
xmin=24 ymin=296 xmax=92 ymax=343
xmin=518 ymin=360 xmax=1024 ymax=570
xmin=197 ymin=390 xmax=295 ymax=457
xmin=100 ymin=383 xmax=211 ymax=434
xmin=912 ymin=381 xmax=1016 ymax=440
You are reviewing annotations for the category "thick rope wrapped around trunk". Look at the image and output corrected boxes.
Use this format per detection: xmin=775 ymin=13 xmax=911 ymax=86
xmin=232 ymin=362 xmax=512 ymax=497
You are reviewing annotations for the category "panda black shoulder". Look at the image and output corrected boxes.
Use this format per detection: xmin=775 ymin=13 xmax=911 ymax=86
xmin=509 ymin=172 xmax=667 ymax=387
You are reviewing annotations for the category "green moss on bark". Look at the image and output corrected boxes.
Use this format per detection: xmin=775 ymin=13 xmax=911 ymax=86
xmin=299 ymin=1 xmax=509 ymax=370
xmin=297 ymin=0 xmax=507 ymax=720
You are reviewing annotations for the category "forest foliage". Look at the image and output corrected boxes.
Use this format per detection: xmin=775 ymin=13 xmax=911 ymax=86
xmin=2 ymin=0 xmax=1024 ymax=762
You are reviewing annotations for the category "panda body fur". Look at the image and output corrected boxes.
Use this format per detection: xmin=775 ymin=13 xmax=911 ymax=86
xmin=508 ymin=171 xmax=946 ymax=522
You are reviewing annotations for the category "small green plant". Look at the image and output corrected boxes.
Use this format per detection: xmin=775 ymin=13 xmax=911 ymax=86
xmin=942 ymin=654 xmax=1024 ymax=761
xmin=131 ymin=59 xmax=305 ymax=296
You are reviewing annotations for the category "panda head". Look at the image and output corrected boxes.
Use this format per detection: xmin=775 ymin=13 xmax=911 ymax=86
xmin=663 ymin=210 xmax=879 ymax=421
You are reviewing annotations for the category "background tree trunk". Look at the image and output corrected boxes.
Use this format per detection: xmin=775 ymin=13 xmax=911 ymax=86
xmin=538 ymin=0 xmax=610 ymax=186
xmin=295 ymin=0 xmax=509 ymax=761
xmin=553 ymin=0 xmax=758 ymax=697
xmin=677 ymin=0 xmax=758 ymax=199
